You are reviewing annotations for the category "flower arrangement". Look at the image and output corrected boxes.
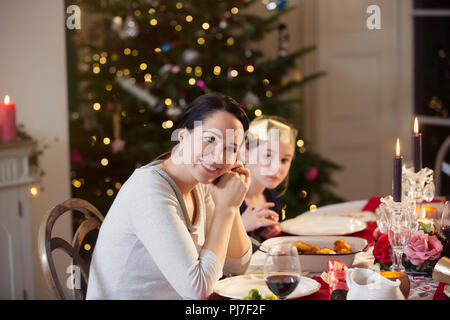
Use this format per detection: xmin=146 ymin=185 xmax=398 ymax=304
xmin=373 ymin=221 xmax=445 ymax=275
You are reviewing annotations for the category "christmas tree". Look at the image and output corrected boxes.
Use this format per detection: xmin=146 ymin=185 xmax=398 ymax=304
xmin=66 ymin=0 xmax=344 ymax=220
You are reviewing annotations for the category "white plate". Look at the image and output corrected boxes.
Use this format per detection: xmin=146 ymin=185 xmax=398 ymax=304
xmin=259 ymin=236 xmax=368 ymax=272
xmin=214 ymin=273 xmax=320 ymax=300
xmin=281 ymin=215 xmax=367 ymax=236
xmin=305 ymin=210 xmax=376 ymax=222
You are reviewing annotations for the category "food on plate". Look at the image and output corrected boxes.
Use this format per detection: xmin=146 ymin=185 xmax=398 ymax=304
xmin=291 ymin=240 xmax=313 ymax=252
xmin=316 ymin=248 xmax=337 ymax=254
xmin=292 ymin=239 xmax=352 ymax=254
xmin=242 ymin=289 xmax=279 ymax=300
xmin=334 ymin=239 xmax=352 ymax=254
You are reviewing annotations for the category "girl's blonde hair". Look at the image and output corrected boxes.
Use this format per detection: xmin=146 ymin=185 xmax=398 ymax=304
xmin=247 ymin=115 xmax=298 ymax=197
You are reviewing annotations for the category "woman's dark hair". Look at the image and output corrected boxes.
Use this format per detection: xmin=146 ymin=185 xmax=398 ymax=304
xmin=154 ymin=92 xmax=249 ymax=161
xmin=177 ymin=92 xmax=249 ymax=132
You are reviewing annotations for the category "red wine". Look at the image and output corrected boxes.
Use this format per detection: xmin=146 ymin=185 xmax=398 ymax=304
xmin=265 ymin=274 xmax=300 ymax=299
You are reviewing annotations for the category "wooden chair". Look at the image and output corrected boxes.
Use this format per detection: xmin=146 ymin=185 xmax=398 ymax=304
xmin=38 ymin=198 xmax=104 ymax=300
xmin=434 ymin=136 xmax=450 ymax=197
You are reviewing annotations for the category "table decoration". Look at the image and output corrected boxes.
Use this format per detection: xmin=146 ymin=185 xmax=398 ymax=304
xmin=377 ymin=195 xmax=414 ymax=272
xmin=402 ymin=166 xmax=435 ymax=231
xmin=374 ymin=214 xmax=445 ymax=276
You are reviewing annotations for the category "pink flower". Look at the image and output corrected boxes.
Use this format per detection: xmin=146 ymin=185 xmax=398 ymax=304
xmin=404 ymin=230 xmax=443 ymax=266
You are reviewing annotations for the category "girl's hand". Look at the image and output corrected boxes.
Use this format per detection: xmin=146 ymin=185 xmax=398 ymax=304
xmin=260 ymin=224 xmax=282 ymax=239
xmin=208 ymin=163 xmax=250 ymax=209
xmin=241 ymin=202 xmax=279 ymax=232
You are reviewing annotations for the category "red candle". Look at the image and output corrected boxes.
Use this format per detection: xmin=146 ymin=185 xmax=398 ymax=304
xmin=413 ymin=117 xmax=422 ymax=172
xmin=0 ymin=95 xmax=17 ymax=142
xmin=393 ymin=138 xmax=402 ymax=202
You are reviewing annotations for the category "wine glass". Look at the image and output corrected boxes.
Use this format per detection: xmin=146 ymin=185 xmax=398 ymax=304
xmin=387 ymin=208 xmax=412 ymax=272
xmin=263 ymin=243 xmax=301 ymax=300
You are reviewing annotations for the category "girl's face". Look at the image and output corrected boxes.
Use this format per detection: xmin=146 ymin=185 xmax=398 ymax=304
xmin=246 ymin=140 xmax=294 ymax=190
xmin=178 ymin=110 xmax=245 ymax=184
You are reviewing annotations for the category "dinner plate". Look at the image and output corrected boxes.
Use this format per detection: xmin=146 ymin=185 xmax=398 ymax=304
xmin=307 ymin=210 xmax=376 ymax=222
xmin=214 ymin=273 xmax=320 ymax=300
xmin=280 ymin=215 xmax=367 ymax=236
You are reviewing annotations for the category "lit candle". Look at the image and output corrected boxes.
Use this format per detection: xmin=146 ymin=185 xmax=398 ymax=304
xmin=393 ymin=138 xmax=402 ymax=202
xmin=0 ymin=95 xmax=17 ymax=142
xmin=413 ymin=117 xmax=422 ymax=172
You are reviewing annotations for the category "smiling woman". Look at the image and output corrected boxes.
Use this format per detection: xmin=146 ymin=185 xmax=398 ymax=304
xmin=86 ymin=92 xmax=252 ymax=300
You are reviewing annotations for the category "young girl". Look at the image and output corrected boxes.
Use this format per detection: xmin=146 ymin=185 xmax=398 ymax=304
xmin=87 ymin=93 xmax=252 ymax=300
xmin=240 ymin=115 xmax=298 ymax=242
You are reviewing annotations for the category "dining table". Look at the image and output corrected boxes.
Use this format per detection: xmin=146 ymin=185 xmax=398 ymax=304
xmin=209 ymin=196 xmax=449 ymax=301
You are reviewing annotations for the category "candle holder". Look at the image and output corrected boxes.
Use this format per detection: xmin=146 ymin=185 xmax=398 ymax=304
xmin=378 ymin=196 xmax=414 ymax=273
xmin=402 ymin=167 xmax=435 ymax=231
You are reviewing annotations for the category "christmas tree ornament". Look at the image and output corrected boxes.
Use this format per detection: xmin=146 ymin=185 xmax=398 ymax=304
xmin=119 ymin=15 xmax=139 ymax=39
xmin=305 ymin=167 xmax=319 ymax=181
xmin=277 ymin=0 xmax=287 ymax=10
xmin=80 ymin=104 xmax=98 ymax=130
xmin=265 ymin=1 xmax=277 ymax=10
xmin=197 ymin=79 xmax=207 ymax=90
xmin=219 ymin=19 xmax=228 ymax=29
xmin=182 ymin=48 xmax=200 ymax=65
xmin=115 ymin=76 xmax=159 ymax=110
xmin=245 ymin=46 xmax=252 ymax=58
xmin=111 ymin=108 xmax=125 ymax=154
xmin=111 ymin=16 xmax=123 ymax=32
xmin=278 ymin=22 xmax=289 ymax=57
xmin=243 ymin=91 xmax=260 ymax=107
xmin=166 ymin=106 xmax=182 ymax=117
xmin=71 ymin=151 xmax=83 ymax=164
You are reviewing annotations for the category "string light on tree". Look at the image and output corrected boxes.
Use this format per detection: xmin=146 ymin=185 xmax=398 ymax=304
xmin=213 ymin=66 xmax=221 ymax=75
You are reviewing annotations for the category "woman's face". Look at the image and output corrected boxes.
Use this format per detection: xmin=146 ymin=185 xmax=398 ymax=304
xmin=246 ymin=140 xmax=294 ymax=190
xmin=178 ymin=110 xmax=245 ymax=184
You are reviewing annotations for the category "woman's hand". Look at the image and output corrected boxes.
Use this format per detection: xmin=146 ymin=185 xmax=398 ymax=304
xmin=241 ymin=203 xmax=280 ymax=232
xmin=208 ymin=163 xmax=250 ymax=209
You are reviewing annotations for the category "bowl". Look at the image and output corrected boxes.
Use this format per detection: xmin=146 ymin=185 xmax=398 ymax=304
xmin=260 ymin=236 xmax=368 ymax=272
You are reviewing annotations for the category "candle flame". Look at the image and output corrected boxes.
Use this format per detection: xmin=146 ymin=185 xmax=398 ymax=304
xmin=396 ymin=138 xmax=400 ymax=156
xmin=414 ymin=117 xmax=419 ymax=134
xmin=4 ymin=95 xmax=10 ymax=104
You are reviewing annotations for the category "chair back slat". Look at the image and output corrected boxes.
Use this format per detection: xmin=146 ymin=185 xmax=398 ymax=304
xmin=38 ymin=198 xmax=104 ymax=300
xmin=434 ymin=136 xmax=450 ymax=197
